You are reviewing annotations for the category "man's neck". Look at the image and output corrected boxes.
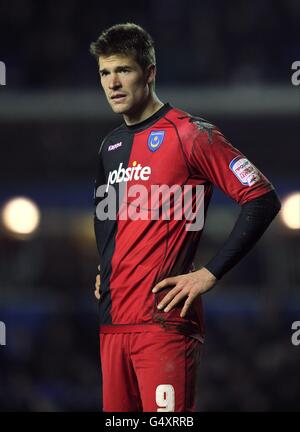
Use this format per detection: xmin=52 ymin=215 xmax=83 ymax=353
xmin=123 ymin=96 xmax=164 ymax=126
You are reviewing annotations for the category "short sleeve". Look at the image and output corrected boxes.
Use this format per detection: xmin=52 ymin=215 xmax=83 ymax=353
xmin=94 ymin=140 xmax=107 ymax=207
xmin=188 ymin=126 xmax=274 ymax=205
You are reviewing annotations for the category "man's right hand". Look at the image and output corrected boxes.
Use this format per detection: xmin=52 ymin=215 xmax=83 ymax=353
xmin=95 ymin=265 xmax=101 ymax=300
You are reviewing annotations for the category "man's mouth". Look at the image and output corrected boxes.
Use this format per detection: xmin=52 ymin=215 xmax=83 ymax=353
xmin=111 ymin=94 xmax=127 ymax=102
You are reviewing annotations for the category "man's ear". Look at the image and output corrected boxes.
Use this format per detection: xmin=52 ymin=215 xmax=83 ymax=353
xmin=146 ymin=64 xmax=156 ymax=85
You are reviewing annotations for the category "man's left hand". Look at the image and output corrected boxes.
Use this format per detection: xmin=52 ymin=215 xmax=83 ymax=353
xmin=152 ymin=267 xmax=217 ymax=318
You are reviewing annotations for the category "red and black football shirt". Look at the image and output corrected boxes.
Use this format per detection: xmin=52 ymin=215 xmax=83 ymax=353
xmin=94 ymin=103 xmax=273 ymax=341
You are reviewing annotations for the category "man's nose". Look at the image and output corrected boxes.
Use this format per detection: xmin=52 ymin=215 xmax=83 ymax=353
xmin=108 ymin=74 xmax=121 ymax=89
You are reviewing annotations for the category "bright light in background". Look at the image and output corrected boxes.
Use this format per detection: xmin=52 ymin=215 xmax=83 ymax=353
xmin=1 ymin=197 xmax=41 ymax=237
xmin=281 ymin=192 xmax=300 ymax=230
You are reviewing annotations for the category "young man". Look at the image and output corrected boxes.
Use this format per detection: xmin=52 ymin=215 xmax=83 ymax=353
xmin=90 ymin=23 xmax=281 ymax=412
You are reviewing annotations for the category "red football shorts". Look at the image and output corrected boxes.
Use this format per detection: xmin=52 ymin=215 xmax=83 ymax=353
xmin=99 ymin=325 xmax=202 ymax=412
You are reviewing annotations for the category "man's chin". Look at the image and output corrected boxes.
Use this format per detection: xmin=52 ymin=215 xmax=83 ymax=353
xmin=111 ymin=106 xmax=127 ymax=114
xmin=110 ymin=103 xmax=130 ymax=115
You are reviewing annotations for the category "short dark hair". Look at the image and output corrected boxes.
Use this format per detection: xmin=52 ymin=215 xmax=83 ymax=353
xmin=90 ymin=23 xmax=156 ymax=71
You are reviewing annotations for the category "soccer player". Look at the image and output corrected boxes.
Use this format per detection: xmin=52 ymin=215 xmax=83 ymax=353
xmin=90 ymin=23 xmax=281 ymax=412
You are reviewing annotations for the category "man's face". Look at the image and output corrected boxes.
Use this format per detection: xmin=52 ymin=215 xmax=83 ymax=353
xmin=98 ymin=54 xmax=152 ymax=115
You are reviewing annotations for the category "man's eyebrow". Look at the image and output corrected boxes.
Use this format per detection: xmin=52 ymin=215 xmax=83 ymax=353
xmin=99 ymin=65 xmax=133 ymax=73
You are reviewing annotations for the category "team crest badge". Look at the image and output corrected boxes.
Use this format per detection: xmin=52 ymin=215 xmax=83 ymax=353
xmin=147 ymin=131 xmax=165 ymax=152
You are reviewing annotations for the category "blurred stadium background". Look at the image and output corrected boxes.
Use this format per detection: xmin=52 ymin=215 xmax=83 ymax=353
xmin=0 ymin=0 xmax=299 ymax=411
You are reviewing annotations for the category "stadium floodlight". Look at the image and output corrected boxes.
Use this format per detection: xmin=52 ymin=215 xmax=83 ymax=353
xmin=280 ymin=192 xmax=300 ymax=230
xmin=1 ymin=197 xmax=41 ymax=238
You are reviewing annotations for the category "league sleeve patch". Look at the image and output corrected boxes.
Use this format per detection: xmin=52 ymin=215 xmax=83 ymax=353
xmin=229 ymin=156 xmax=260 ymax=186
